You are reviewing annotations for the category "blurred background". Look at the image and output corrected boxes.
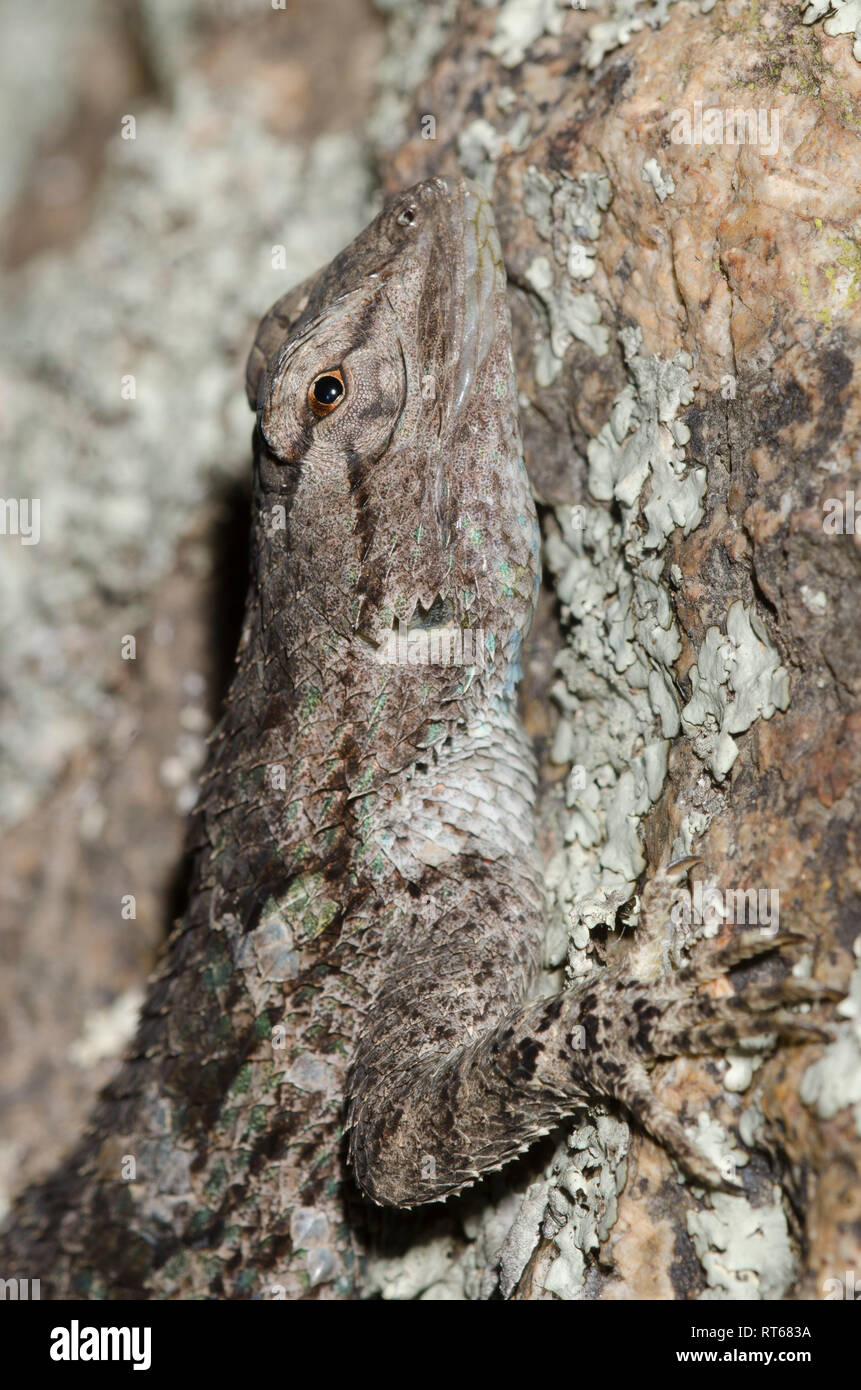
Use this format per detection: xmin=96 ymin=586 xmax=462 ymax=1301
xmin=0 ymin=0 xmax=447 ymax=1218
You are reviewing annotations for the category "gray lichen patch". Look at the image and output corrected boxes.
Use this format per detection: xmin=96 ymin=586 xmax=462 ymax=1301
xmin=800 ymin=0 xmax=861 ymax=62
xmin=585 ymin=0 xmax=717 ymax=69
xmin=687 ymin=1185 xmax=796 ymax=1300
xmin=533 ymin=289 xmax=805 ymax=1293
xmin=541 ymin=1111 xmax=630 ymax=1299
xmin=581 ymin=0 xmax=861 ymax=76
xmin=545 ymin=326 xmax=701 ymax=962
xmin=489 ymin=0 xmax=569 ymax=69
xmin=800 ymin=938 xmax=861 ymax=1135
xmin=680 ymin=602 xmax=791 ymax=781
xmin=366 ymin=1176 xmax=540 ymax=1300
xmin=496 ymin=1171 xmax=554 ymax=1298
xmin=525 ymin=259 xmax=608 ymax=380
xmin=523 ymin=166 xmax=612 ymax=280
xmin=491 ymin=1107 xmax=630 ymax=1300
xmin=723 ymin=1045 xmax=770 ymax=1094
xmin=522 ymin=164 xmax=612 ymax=381
xmin=587 ymin=327 xmax=704 ymax=546
xmin=456 ymin=109 xmax=532 ymax=193
xmin=686 ymin=1111 xmax=749 ymax=1183
xmin=370 ymin=0 xmax=458 ymax=150
xmin=681 ymin=1118 xmax=797 ymax=1300
xmin=364 ymin=1233 xmax=459 ymax=1300
xmin=517 ymin=329 xmax=708 ymax=1294
xmin=641 ymin=156 xmax=676 ymax=203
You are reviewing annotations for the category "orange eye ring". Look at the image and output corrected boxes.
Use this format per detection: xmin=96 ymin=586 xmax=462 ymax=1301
xmin=308 ymin=368 xmax=346 ymax=418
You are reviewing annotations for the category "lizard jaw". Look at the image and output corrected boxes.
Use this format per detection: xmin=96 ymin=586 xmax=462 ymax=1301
xmin=440 ymin=178 xmax=506 ymax=416
xmin=425 ymin=176 xmax=506 ymax=414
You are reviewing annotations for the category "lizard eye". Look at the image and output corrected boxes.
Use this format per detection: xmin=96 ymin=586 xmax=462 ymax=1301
xmin=308 ymin=368 xmax=346 ymax=418
xmin=396 ymin=206 xmax=416 ymax=227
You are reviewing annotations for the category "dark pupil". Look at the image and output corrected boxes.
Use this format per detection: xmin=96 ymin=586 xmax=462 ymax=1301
xmin=313 ymin=375 xmax=343 ymax=405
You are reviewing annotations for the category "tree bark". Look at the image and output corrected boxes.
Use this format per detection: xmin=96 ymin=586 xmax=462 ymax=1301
xmin=2 ymin=0 xmax=859 ymax=1300
xmin=376 ymin=0 xmax=860 ymax=1300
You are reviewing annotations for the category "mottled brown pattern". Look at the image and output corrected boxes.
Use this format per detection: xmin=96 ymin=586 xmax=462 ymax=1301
xmin=0 ymin=175 xmax=841 ymax=1300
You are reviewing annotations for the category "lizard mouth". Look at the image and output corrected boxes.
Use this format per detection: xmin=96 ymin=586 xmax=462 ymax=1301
xmin=448 ymin=181 xmax=505 ymax=414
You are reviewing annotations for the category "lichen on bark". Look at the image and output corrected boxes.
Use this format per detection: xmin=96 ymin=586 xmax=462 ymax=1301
xmin=1 ymin=0 xmax=859 ymax=1301
xmin=382 ymin=0 xmax=861 ymax=1300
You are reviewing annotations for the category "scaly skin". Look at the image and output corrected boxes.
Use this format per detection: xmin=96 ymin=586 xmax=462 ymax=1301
xmin=0 ymin=179 xmax=837 ymax=1299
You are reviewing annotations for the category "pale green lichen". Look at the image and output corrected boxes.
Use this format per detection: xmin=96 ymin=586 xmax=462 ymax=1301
xmin=525 ymin=258 xmax=608 ymax=377
xmin=456 ymin=110 xmax=532 ymax=192
xmin=723 ymin=1042 xmax=770 ymax=1093
xmin=800 ymin=0 xmax=861 ymax=62
xmin=586 ymin=0 xmax=712 ymax=69
xmin=587 ymin=328 xmax=704 ymax=546
xmin=523 ymin=165 xmax=612 ymax=280
xmin=641 ymin=156 xmax=676 ymax=202
xmin=496 ymin=1166 xmax=558 ymax=1298
xmin=536 ymin=1110 xmax=630 ymax=1299
xmin=489 ymin=0 xmax=569 ymax=68
xmin=800 ymin=938 xmax=861 ymax=1134
xmin=364 ymin=1234 xmax=459 ymax=1300
xmin=738 ymin=1099 xmax=769 ymax=1149
xmin=579 ymin=0 xmax=860 ymax=73
xmin=545 ymin=326 xmax=701 ymax=953
xmin=688 ymin=1111 xmax=750 ymax=1181
xmin=522 ymin=165 xmax=612 ymax=380
xmin=539 ymin=305 xmax=798 ymax=1296
xmin=682 ymin=1118 xmax=797 ymax=1301
xmin=680 ymin=602 xmax=791 ymax=781
xmin=371 ymin=0 xmax=458 ymax=149
xmin=687 ymin=1185 xmax=796 ymax=1300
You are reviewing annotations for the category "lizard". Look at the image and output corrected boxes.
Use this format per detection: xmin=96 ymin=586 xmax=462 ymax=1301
xmin=0 ymin=176 xmax=838 ymax=1300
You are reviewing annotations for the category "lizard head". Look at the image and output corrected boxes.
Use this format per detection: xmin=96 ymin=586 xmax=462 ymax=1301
xmin=247 ymin=176 xmax=539 ymax=707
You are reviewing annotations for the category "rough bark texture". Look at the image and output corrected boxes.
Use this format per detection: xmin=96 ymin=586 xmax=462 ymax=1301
xmin=377 ymin=0 xmax=860 ymax=1300
xmin=0 ymin=0 xmax=380 ymax=1219
xmin=1 ymin=0 xmax=859 ymax=1301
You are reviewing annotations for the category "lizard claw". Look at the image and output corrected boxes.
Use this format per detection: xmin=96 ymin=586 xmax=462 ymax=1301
xmin=577 ymin=926 xmax=845 ymax=1192
xmin=676 ymin=928 xmax=808 ymax=986
xmin=665 ymin=855 xmax=703 ymax=878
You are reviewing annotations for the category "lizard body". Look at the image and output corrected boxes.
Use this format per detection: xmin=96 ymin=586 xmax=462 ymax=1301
xmin=0 ymin=178 xmax=834 ymax=1299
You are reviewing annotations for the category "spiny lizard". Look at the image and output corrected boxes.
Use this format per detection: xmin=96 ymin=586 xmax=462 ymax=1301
xmin=0 ymin=177 xmax=837 ymax=1299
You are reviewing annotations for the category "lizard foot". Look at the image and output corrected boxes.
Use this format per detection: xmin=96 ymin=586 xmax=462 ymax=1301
xmin=575 ymin=930 xmax=842 ymax=1190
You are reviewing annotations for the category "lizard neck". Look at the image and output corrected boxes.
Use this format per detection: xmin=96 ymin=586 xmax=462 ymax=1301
xmin=196 ymin=556 xmax=534 ymax=934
